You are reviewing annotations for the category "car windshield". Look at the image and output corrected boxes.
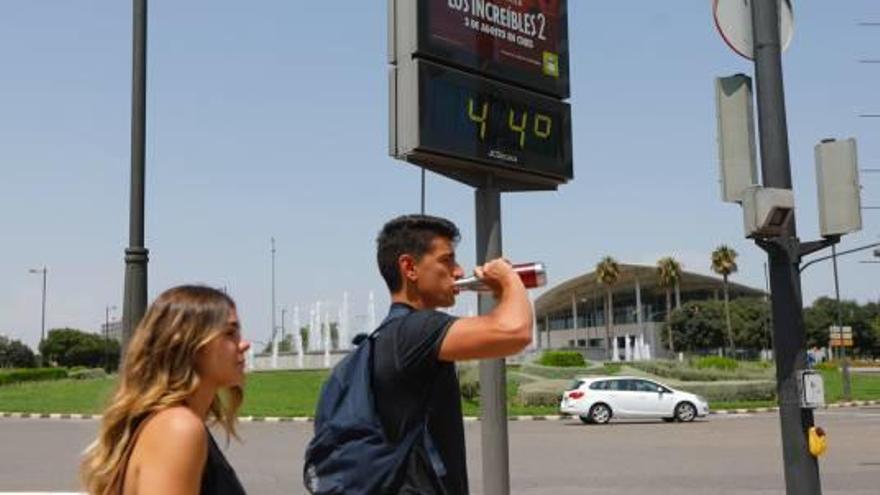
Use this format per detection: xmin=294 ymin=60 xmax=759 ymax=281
xmin=568 ymin=379 xmax=584 ymax=391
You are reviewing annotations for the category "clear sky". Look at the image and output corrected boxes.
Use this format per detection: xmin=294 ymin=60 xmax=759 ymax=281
xmin=1 ymin=1 xmax=877 ymax=349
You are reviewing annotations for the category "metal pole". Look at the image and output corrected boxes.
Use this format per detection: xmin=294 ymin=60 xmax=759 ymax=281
xmin=122 ymin=0 xmax=149 ymax=359
xmin=271 ymin=237 xmax=277 ymax=350
xmin=751 ymin=1 xmax=822 ymax=493
xmin=830 ymin=245 xmax=852 ymax=399
xmin=281 ymin=308 xmax=287 ymax=348
xmin=420 ymin=167 xmax=426 ymax=214
xmin=40 ymin=267 xmax=47 ymax=345
xmin=475 ymin=179 xmax=510 ymax=495
xmin=105 ymin=305 xmax=110 ymax=371
xmin=764 ymin=261 xmax=774 ymax=354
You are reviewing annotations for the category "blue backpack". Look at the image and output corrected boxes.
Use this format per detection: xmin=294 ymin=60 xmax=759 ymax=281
xmin=303 ymin=305 xmax=446 ymax=494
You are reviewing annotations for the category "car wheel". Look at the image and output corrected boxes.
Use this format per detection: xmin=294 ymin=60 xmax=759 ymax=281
xmin=589 ymin=403 xmax=612 ymax=424
xmin=675 ymin=402 xmax=697 ymax=422
xmin=578 ymin=415 xmax=593 ymax=424
xmin=661 ymin=417 xmax=675 ymax=423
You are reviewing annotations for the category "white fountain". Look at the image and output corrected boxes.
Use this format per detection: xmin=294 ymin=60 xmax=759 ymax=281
xmin=293 ymin=305 xmax=304 ymax=369
xmin=323 ymin=310 xmax=331 ymax=368
xmin=367 ymin=291 xmax=376 ymax=331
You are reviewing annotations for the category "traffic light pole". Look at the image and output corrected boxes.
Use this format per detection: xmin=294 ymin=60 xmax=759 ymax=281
xmin=750 ymin=1 xmax=821 ymax=493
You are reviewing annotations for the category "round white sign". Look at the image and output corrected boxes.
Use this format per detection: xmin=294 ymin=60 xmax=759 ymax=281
xmin=713 ymin=0 xmax=794 ymax=60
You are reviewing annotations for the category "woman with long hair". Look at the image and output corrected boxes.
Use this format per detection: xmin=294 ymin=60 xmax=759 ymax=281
xmin=81 ymin=285 xmax=250 ymax=495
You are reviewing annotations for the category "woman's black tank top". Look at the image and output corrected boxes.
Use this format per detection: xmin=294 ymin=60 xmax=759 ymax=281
xmin=200 ymin=432 xmax=247 ymax=495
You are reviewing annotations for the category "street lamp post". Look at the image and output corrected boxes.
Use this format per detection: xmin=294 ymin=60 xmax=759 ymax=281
xmin=28 ymin=266 xmax=48 ymax=349
xmin=105 ymin=305 xmax=117 ymax=371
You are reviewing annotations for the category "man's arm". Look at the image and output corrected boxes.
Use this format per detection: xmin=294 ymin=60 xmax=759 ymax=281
xmin=438 ymin=259 xmax=533 ymax=361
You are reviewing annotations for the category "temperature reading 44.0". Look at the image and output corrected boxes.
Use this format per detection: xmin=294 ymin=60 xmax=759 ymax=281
xmin=467 ymin=98 xmax=553 ymax=149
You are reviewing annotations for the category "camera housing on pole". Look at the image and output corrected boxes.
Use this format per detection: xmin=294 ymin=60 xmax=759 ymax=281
xmin=741 ymin=185 xmax=794 ymax=238
xmin=716 ymin=74 xmax=758 ymax=203
xmin=815 ymin=138 xmax=862 ymax=238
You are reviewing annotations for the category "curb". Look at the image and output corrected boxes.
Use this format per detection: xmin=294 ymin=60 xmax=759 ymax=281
xmin=1 ymin=400 xmax=876 ymax=423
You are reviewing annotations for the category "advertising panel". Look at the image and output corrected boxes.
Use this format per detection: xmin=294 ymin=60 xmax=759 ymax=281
xmin=419 ymin=0 xmax=569 ymax=97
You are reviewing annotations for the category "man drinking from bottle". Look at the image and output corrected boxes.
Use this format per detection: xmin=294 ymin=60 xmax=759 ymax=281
xmin=371 ymin=214 xmax=533 ymax=494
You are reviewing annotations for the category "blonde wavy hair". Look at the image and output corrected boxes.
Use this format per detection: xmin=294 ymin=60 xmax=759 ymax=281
xmin=81 ymin=285 xmax=243 ymax=495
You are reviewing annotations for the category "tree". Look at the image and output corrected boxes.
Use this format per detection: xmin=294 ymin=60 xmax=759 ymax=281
xmin=711 ymin=245 xmax=738 ymax=355
xmin=596 ymin=256 xmax=620 ymax=361
xmin=665 ymin=301 xmax=727 ymax=351
xmin=729 ymin=298 xmax=771 ymax=351
xmin=663 ymin=298 xmax=770 ymax=352
xmin=39 ymin=328 xmax=119 ymax=370
xmin=0 ymin=336 xmax=37 ymax=368
xmin=656 ymin=257 xmax=682 ymax=353
xmin=300 ymin=326 xmax=309 ymax=353
xmin=804 ymin=297 xmax=879 ymax=358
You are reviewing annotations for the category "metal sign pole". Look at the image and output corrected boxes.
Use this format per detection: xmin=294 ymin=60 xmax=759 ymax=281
xmin=475 ymin=178 xmax=510 ymax=495
xmin=750 ymin=1 xmax=821 ymax=493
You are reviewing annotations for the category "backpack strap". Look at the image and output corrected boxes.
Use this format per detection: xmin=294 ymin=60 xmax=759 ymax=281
xmin=369 ymin=303 xmax=415 ymax=339
xmin=373 ymin=303 xmax=448 ymax=480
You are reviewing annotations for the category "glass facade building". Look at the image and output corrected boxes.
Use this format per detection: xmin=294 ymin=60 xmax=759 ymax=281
xmin=533 ymin=264 xmax=764 ymax=360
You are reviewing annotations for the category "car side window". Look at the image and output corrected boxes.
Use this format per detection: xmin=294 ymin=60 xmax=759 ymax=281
xmin=634 ymin=380 xmax=660 ymax=393
xmin=589 ymin=380 xmax=607 ymax=390
xmin=610 ymin=380 xmax=630 ymax=391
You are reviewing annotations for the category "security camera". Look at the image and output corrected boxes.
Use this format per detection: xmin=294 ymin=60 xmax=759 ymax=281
xmin=742 ymin=186 xmax=794 ymax=238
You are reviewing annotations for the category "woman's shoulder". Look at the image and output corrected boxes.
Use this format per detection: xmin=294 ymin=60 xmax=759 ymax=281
xmin=138 ymin=406 xmax=207 ymax=456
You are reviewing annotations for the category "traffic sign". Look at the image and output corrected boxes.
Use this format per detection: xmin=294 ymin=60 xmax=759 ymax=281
xmin=713 ymin=0 xmax=794 ymax=60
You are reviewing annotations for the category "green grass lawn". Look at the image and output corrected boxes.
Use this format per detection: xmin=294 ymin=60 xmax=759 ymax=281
xmin=0 ymin=377 xmax=115 ymax=414
xmin=1 ymin=368 xmax=878 ymax=417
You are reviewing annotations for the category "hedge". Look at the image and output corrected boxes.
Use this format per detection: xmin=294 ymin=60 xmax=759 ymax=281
xmin=68 ymin=368 xmax=108 ymax=380
xmin=694 ymin=356 xmax=738 ymax=371
xmin=0 ymin=368 xmax=68 ymax=386
xmin=516 ymin=379 xmax=569 ymax=407
xmin=628 ymin=360 xmax=772 ymax=382
xmin=538 ymin=351 xmax=586 ymax=368
xmin=519 ymin=363 xmax=608 ymax=380
xmin=675 ymin=381 xmax=777 ymax=402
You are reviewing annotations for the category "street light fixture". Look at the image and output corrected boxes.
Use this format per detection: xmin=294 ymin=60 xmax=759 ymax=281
xmin=27 ymin=266 xmax=48 ymax=347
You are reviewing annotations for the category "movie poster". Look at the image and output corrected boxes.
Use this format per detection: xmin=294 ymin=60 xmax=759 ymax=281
xmin=422 ymin=0 xmax=569 ymax=97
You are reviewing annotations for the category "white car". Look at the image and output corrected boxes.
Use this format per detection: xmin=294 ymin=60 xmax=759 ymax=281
xmin=559 ymin=376 xmax=710 ymax=424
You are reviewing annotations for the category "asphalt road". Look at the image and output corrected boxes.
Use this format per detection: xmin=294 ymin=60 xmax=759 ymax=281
xmin=1 ymin=407 xmax=878 ymax=494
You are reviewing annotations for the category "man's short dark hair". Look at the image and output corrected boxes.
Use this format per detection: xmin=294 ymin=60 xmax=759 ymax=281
xmin=377 ymin=214 xmax=461 ymax=293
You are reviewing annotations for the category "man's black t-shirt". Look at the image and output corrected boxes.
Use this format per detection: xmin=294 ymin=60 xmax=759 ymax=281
xmin=372 ymin=303 xmax=468 ymax=495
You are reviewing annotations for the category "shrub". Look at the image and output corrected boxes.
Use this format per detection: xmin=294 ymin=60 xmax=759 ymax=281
xmin=814 ymin=361 xmax=837 ymax=372
xmin=694 ymin=356 xmax=739 ymax=371
xmin=538 ymin=351 xmax=585 ymax=368
xmin=515 ymin=379 xmax=568 ymax=407
xmin=603 ymin=363 xmax=622 ymax=375
xmin=628 ymin=360 xmax=771 ymax=382
xmin=0 ymin=368 xmax=68 ymax=386
xmin=520 ymin=363 xmax=605 ymax=380
xmin=68 ymin=368 xmax=108 ymax=380
xmin=676 ymin=381 xmax=777 ymax=403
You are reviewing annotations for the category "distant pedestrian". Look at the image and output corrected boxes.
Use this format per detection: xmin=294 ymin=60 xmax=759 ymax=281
xmin=81 ymin=285 xmax=250 ymax=495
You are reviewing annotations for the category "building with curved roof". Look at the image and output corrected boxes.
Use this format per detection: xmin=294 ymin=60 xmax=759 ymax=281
xmin=534 ymin=263 xmax=764 ymax=361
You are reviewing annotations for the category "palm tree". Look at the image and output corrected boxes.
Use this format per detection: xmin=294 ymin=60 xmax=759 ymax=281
xmin=656 ymin=257 xmax=682 ymax=353
xmin=596 ymin=256 xmax=620 ymax=361
xmin=711 ymin=245 xmax=739 ymax=355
